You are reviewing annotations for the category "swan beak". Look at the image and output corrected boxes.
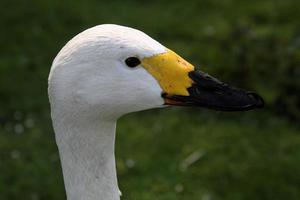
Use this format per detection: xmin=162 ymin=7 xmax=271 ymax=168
xmin=142 ymin=49 xmax=264 ymax=111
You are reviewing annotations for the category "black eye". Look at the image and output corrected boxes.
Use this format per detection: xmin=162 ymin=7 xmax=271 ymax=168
xmin=125 ymin=57 xmax=141 ymax=68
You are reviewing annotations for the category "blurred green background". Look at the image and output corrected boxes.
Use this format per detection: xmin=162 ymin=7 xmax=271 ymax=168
xmin=0 ymin=0 xmax=299 ymax=199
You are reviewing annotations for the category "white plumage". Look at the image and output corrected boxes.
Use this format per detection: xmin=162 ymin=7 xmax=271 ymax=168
xmin=48 ymin=24 xmax=263 ymax=200
xmin=49 ymin=24 xmax=167 ymax=200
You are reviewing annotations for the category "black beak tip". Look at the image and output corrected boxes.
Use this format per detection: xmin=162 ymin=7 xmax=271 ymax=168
xmin=247 ymin=92 xmax=264 ymax=109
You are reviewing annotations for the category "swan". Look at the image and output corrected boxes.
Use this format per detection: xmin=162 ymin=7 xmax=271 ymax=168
xmin=48 ymin=24 xmax=263 ymax=200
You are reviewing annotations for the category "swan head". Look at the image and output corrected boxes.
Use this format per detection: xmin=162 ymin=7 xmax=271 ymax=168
xmin=49 ymin=24 xmax=263 ymax=120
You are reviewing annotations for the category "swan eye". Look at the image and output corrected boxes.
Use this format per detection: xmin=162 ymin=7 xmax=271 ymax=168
xmin=125 ymin=57 xmax=141 ymax=68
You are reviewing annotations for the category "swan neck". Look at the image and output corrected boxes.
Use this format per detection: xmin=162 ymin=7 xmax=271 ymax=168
xmin=54 ymin=117 xmax=120 ymax=200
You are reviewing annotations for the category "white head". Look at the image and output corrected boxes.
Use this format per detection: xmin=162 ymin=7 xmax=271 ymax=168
xmin=49 ymin=24 xmax=263 ymax=121
xmin=49 ymin=24 xmax=169 ymax=120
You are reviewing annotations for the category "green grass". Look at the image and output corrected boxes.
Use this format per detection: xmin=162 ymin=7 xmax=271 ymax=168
xmin=0 ymin=0 xmax=300 ymax=199
xmin=0 ymin=108 xmax=299 ymax=200
xmin=117 ymin=109 xmax=300 ymax=200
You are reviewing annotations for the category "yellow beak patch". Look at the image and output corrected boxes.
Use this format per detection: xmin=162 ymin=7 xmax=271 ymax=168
xmin=141 ymin=49 xmax=195 ymax=96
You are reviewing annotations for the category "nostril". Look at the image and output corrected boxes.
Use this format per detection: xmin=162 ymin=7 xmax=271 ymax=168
xmin=247 ymin=92 xmax=265 ymax=108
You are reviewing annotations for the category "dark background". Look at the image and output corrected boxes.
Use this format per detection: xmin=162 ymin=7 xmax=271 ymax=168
xmin=0 ymin=0 xmax=299 ymax=199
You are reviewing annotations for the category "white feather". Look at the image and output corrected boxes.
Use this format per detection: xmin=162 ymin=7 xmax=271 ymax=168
xmin=48 ymin=24 xmax=167 ymax=200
